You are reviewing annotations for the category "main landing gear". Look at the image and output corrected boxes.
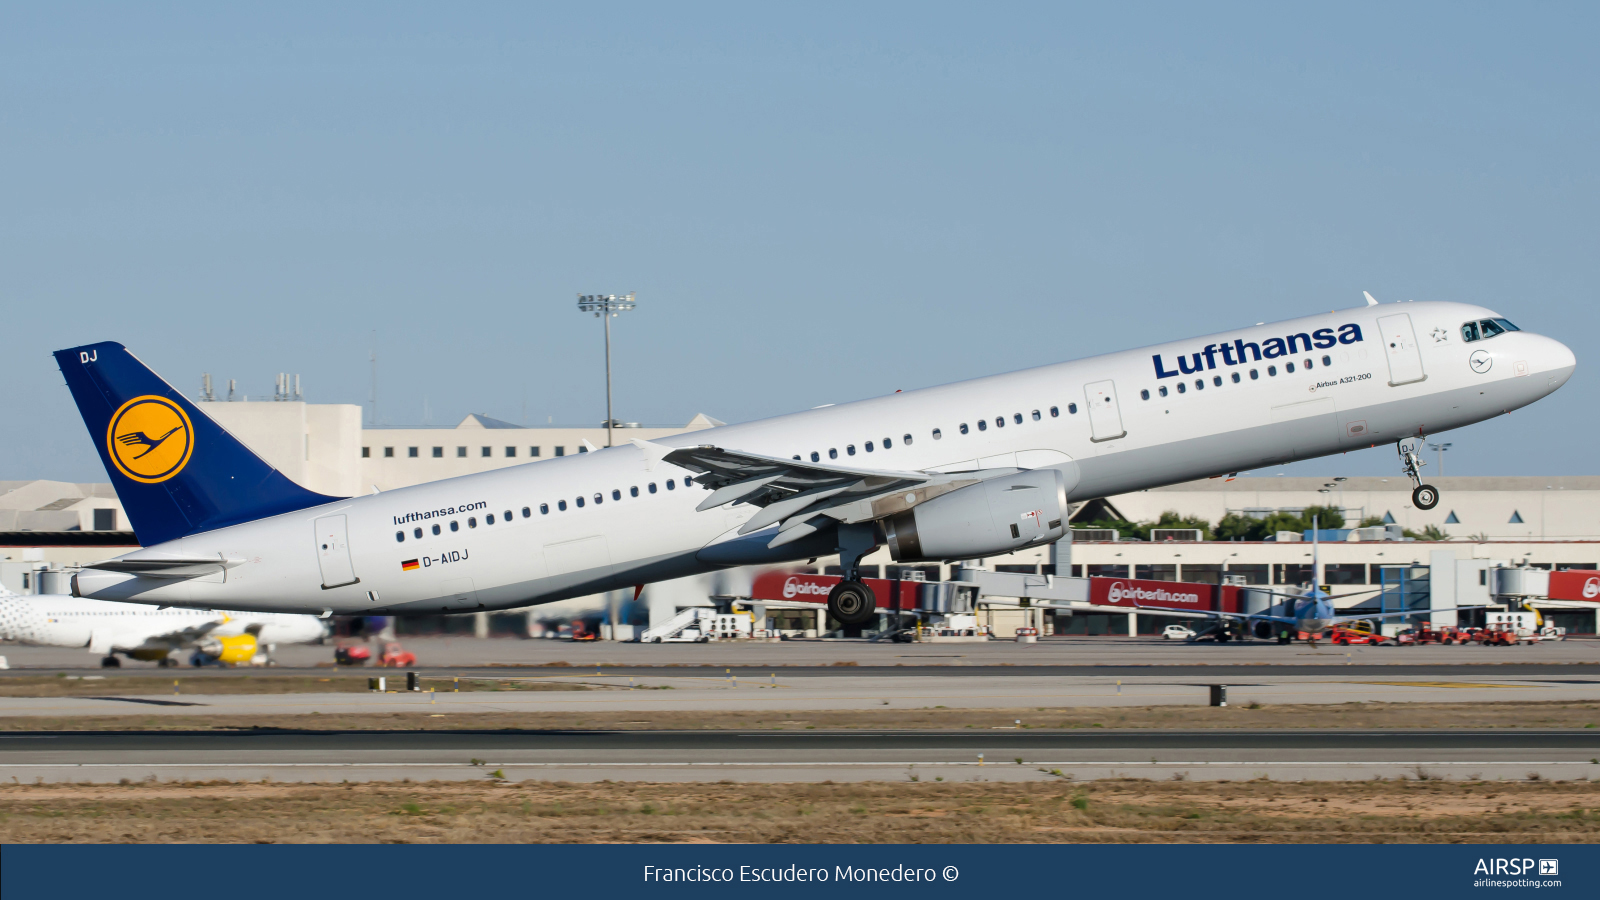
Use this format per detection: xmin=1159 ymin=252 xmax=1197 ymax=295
xmin=827 ymin=523 xmax=880 ymax=628
xmin=1399 ymin=438 xmax=1440 ymax=511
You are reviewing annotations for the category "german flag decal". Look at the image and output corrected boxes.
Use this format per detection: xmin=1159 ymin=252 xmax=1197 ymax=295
xmin=401 ymin=559 xmax=420 ymax=572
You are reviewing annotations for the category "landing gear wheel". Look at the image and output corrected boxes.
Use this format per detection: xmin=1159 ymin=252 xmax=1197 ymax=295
xmin=827 ymin=581 xmax=877 ymax=627
xmin=1412 ymin=484 xmax=1439 ymax=510
xmin=100 ymin=655 xmax=121 ymax=668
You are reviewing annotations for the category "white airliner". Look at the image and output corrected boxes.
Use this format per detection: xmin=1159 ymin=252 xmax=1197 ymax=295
xmin=0 ymin=587 xmax=327 ymax=667
xmin=55 ymin=297 xmax=1573 ymax=628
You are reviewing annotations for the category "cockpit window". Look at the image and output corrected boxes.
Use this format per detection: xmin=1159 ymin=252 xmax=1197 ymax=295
xmin=1463 ymin=318 xmax=1519 ymax=342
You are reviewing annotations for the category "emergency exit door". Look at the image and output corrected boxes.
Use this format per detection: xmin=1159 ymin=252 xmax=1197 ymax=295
xmin=314 ymin=514 xmax=360 ymax=589
xmin=1377 ymin=313 xmax=1427 ymax=386
xmin=1084 ymin=380 xmax=1127 ymax=442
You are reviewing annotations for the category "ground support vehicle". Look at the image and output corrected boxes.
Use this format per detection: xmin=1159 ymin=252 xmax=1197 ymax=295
xmin=377 ymin=642 xmax=417 ymax=667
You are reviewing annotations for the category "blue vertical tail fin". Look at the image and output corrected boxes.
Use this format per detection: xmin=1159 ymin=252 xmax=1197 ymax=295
xmin=53 ymin=342 xmax=342 ymax=547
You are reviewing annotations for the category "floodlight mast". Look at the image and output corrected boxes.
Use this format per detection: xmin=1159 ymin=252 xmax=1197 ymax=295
xmin=576 ymin=292 xmax=637 ymax=448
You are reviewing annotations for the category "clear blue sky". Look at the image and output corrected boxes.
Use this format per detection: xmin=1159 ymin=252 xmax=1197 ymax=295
xmin=3 ymin=3 xmax=1596 ymax=483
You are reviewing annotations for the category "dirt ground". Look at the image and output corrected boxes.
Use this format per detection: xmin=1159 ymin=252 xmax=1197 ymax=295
xmin=3 ymin=699 xmax=1597 ymax=732
xmin=0 ymin=675 xmax=594 ymax=697
xmin=1 ymin=778 xmax=1595 ymax=843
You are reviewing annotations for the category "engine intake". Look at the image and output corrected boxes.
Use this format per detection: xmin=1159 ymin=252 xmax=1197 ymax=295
xmin=882 ymin=469 xmax=1067 ymax=562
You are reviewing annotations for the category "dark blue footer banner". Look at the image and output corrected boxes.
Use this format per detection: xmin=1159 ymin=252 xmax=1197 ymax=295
xmin=3 ymin=844 xmax=1595 ymax=899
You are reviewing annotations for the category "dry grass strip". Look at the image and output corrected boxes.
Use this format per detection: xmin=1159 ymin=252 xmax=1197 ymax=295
xmin=1 ymin=779 xmax=1596 ymax=844
xmin=2 ymin=700 xmax=1597 ymax=732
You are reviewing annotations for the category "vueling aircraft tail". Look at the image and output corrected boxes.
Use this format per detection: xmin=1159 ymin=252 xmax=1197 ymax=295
xmin=53 ymin=342 xmax=341 ymax=547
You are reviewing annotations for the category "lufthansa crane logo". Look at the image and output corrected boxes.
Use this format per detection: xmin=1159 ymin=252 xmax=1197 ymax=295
xmin=106 ymin=395 xmax=193 ymax=483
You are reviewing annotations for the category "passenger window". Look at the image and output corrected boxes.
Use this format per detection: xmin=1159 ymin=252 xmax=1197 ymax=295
xmin=648 ymin=483 xmax=657 ymax=493
xmin=959 ymin=423 xmax=969 ymax=434
xmin=1158 ymin=386 xmax=1168 ymax=397
xmin=1286 ymin=362 xmax=1295 ymax=373
xmin=828 ymin=448 xmax=838 ymax=459
xmin=485 ymin=514 xmax=495 ymax=525
xmin=810 ymin=451 xmax=820 ymax=462
xmin=667 ymin=479 xmax=676 ymax=490
xmin=575 ymin=497 xmax=584 ymax=508
xmin=931 ymin=429 xmax=941 ymax=440
xmin=847 ymin=445 xmax=856 ymax=455
xmin=1212 ymin=375 xmax=1222 ymax=386
xmin=630 ymin=486 xmax=639 ymax=497
xmin=1321 ymin=355 xmax=1331 ymax=366
xmin=1140 ymin=389 xmax=1150 ymax=400
xmin=977 ymin=420 xmax=987 ymax=431
xmin=1231 ymin=372 xmax=1241 ymax=383
xmin=1013 ymin=413 xmax=1022 ymax=424
xmin=1267 ymin=366 xmax=1277 ymax=376
xmin=1177 ymin=382 xmax=1187 ymax=394
xmin=1303 ymin=359 xmax=1312 ymax=369
xmin=612 ymin=489 xmax=621 ymax=500
xmin=468 ymin=517 xmax=478 ymax=527
xmin=1480 ymin=319 xmax=1505 ymax=338
xmin=521 ymin=507 xmax=530 ymax=518
xmin=883 ymin=437 xmax=892 ymax=448
xmin=589 ymin=493 xmax=599 ymax=504
xmin=1050 ymin=406 xmax=1060 ymax=417
xmin=413 ymin=527 xmax=422 ymax=538
xmin=540 ymin=503 xmax=549 ymax=514
xmin=864 ymin=441 xmax=874 ymax=452
xmin=432 ymin=524 xmax=441 ymax=535
xmin=1031 ymin=410 xmax=1041 ymax=420
xmin=451 ymin=520 xmax=459 ymax=531
xmin=1250 ymin=369 xmax=1259 ymax=380
xmin=395 ymin=531 xmax=404 ymax=543
xmin=994 ymin=417 xmax=1004 ymax=428
xmin=1194 ymin=379 xmax=1203 ymax=391
xmin=504 ymin=510 xmax=512 ymax=521
xmin=558 ymin=501 xmax=567 ymax=511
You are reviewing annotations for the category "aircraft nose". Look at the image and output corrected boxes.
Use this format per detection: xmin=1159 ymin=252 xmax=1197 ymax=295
xmin=1536 ymin=334 xmax=1576 ymax=387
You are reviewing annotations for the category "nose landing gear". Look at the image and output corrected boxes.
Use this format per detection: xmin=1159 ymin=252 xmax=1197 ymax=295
xmin=1399 ymin=438 xmax=1440 ymax=510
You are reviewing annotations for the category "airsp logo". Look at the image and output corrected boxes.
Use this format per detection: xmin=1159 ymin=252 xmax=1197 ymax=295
xmin=106 ymin=395 xmax=193 ymax=484
xmin=1584 ymin=576 xmax=1600 ymax=600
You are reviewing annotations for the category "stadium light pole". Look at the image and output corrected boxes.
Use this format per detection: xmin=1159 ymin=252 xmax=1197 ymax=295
xmin=576 ymin=292 xmax=637 ymax=448
xmin=1426 ymin=442 xmax=1453 ymax=476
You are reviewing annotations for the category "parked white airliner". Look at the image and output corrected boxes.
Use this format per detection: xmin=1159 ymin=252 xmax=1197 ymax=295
xmin=56 ymin=298 xmax=1573 ymax=627
xmin=0 ymin=587 xmax=327 ymax=667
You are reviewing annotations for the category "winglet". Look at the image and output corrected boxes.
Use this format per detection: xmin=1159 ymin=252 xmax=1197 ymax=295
xmin=1363 ymin=290 xmax=1379 ymax=306
xmin=629 ymin=438 xmax=674 ymax=472
xmin=581 ymin=439 xmax=599 ymax=453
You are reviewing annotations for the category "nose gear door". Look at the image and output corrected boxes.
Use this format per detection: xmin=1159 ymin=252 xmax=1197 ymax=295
xmin=1084 ymin=380 xmax=1126 ymax=442
xmin=314 ymin=514 xmax=360 ymax=589
xmin=1377 ymin=313 xmax=1427 ymax=386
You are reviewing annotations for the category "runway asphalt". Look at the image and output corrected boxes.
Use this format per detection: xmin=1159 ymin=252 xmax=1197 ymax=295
xmin=3 ymin=634 xmax=1598 ymax=670
xmin=4 ymin=671 xmax=1599 ymax=717
xmin=3 ymin=729 xmax=1596 ymax=784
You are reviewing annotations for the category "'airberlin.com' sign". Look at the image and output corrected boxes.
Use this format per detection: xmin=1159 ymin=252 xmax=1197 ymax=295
xmin=1090 ymin=578 xmax=1210 ymax=609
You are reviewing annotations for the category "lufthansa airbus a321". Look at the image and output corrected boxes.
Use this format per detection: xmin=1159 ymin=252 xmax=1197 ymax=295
xmin=55 ymin=296 xmax=1574 ymax=627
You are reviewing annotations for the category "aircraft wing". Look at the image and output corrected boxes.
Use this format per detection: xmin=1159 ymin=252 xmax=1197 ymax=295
xmin=639 ymin=440 xmax=987 ymax=548
xmin=1322 ymin=606 xmax=1487 ymax=626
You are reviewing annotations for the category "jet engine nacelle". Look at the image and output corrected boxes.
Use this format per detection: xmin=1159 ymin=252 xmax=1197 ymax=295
xmin=198 ymin=634 xmax=259 ymax=665
xmin=882 ymin=468 xmax=1068 ymax=562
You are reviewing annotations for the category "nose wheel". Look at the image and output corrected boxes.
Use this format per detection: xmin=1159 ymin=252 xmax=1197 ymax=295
xmin=1398 ymin=437 xmax=1440 ymax=510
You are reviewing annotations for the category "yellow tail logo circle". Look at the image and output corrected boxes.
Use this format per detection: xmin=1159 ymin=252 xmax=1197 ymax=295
xmin=107 ymin=395 xmax=193 ymax=484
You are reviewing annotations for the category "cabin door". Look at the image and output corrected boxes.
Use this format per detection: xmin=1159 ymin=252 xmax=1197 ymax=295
xmin=1377 ymin=313 xmax=1427 ymax=386
xmin=1084 ymin=380 xmax=1127 ymax=442
xmin=314 ymin=514 xmax=360 ymax=589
